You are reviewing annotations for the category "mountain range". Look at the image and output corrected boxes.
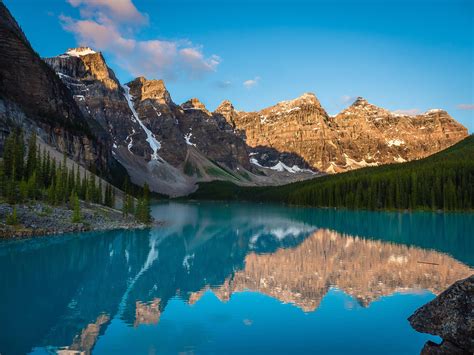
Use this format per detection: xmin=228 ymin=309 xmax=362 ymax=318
xmin=0 ymin=3 xmax=468 ymax=196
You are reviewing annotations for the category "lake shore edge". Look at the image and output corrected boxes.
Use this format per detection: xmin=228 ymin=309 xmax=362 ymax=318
xmin=0 ymin=201 xmax=159 ymax=240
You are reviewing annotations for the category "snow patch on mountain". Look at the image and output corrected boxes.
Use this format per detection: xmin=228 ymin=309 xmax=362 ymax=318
xmin=184 ymin=132 xmax=196 ymax=147
xmin=65 ymin=47 xmax=96 ymax=57
xmin=344 ymin=154 xmax=378 ymax=168
xmin=270 ymin=161 xmax=314 ymax=174
xmin=123 ymin=84 xmax=162 ymax=160
xmin=250 ymin=158 xmax=263 ymax=167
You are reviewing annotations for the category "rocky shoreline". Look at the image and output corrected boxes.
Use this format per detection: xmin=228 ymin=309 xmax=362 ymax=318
xmin=0 ymin=201 xmax=156 ymax=239
xmin=409 ymin=275 xmax=473 ymax=354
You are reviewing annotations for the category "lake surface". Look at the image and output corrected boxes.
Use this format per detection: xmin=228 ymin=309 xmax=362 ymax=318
xmin=0 ymin=202 xmax=472 ymax=354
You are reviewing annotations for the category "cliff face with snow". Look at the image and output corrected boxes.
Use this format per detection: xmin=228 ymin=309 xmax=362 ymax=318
xmin=1 ymin=0 xmax=468 ymax=197
xmin=229 ymin=95 xmax=468 ymax=173
xmin=44 ymin=51 xmax=317 ymax=196
xmin=43 ymin=46 xmax=468 ymax=194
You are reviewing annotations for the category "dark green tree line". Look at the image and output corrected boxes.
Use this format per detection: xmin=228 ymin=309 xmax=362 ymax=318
xmin=0 ymin=129 xmax=121 ymax=212
xmin=191 ymin=135 xmax=474 ymax=211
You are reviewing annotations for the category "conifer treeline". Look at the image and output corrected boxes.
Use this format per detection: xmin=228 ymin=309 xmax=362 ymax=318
xmin=0 ymin=128 xmax=115 ymax=209
xmin=286 ymin=136 xmax=473 ymax=210
xmin=191 ymin=135 xmax=474 ymax=211
xmin=0 ymin=128 xmax=152 ymax=224
xmin=121 ymin=177 xmax=151 ymax=224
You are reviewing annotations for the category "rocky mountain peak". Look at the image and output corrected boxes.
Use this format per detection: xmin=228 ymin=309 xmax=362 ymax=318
xmin=338 ymin=97 xmax=388 ymax=118
xmin=181 ymin=98 xmax=210 ymax=114
xmin=126 ymin=77 xmax=172 ymax=105
xmin=214 ymin=99 xmax=235 ymax=116
xmin=216 ymin=100 xmax=234 ymax=111
xmin=425 ymin=108 xmax=448 ymax=115
xmin=214 ymin=100 xmax=239 ymax=128
xmin=298 ymin=92 xmax=319 ymax=102
xmin=45 ymin=48 xmax=121 ymax=92
xmin=278 ymin=92 xmax=321 ymax=108
xmin=352 ymin=96 xmax=369 ymax=106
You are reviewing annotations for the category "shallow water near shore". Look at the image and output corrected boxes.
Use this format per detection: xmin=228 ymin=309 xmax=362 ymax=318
xmin=0 ymin=201 xmax=472 ymax=354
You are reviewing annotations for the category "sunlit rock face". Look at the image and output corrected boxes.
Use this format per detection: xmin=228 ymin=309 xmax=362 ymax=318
xmin=229 ymin=94 xmax=468 ymax=173
xmin=191 ymin=229 xmax=472 ymax=312
xmin=44 ymin=49 xmax=151 ymax=160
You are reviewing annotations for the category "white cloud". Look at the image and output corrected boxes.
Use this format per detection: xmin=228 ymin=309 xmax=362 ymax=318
xmin=393 ymin=108 xmax=421 ymax=116
xmin=179 ymin=48 xmax=220 ymax=78
xmin=457 ymin=104 xmax=474 ymax=110
xmin=243 ymin=76 xmax=260 ymax=89
xmin=60 ymin=0 xmax=220 ymax=80
xmin=67 ymin=0 xmax=147 ymax=25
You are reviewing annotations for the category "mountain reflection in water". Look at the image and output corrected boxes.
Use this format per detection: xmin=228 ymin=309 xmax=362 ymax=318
xmin=0 ymin=202 xmax=472 ymax=354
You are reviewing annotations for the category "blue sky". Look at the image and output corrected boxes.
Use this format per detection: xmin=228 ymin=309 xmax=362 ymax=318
xmin=5 ymin=0 xmax=474 ymax=131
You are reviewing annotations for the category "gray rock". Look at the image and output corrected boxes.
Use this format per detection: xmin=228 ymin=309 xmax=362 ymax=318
xmin=408 ymin=275 xmax=474 ymax=354
xmin=420 ymin=340 xmax=469 ymax=355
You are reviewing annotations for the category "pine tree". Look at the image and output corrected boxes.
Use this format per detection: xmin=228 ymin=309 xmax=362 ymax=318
xmin=13 ymin=128 xmax=25 ymax=181
xmin=81 ymin=170 xmax=87 ymax=200
xmin=19 ymin=180 xmax=28 ymax=202
xmin=142 ymin=183 xmax=151 ymax=223
xmin=135 ymin=184 xmax=151 ymax=224
xmin=122 ymin=193 xmax=129 ymax=216
xmin=44 ymin=150 xmax=50 ymax=186
xmin=111 ymin=188 xmax=116 ymax=209
xmin=47 ymin=183 xmax=55 ymax=205
xmin=26 ymin=132 xmax=37 ymax=178
xmin=71 ymin=192 xmax=82 ymax=223
xmin=0 ymin=161 xmax=5 ymax=197
xmin=36 ymin=145 xmax=43 ymax=188
xmin=68 ymin=165 xmax=75 ymax=196
xmin=3 ymin=130 xmax=16 ymax=179
xmin=98 ymin=179 xmax=103 ymax=205
xmin=75 ymin=165 xmax=81 ymax=195
xmin=27 ymin=171 xmax=37 ymax=199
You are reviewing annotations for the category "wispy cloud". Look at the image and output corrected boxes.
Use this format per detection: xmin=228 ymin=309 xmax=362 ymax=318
xmin=60 ymin=0 xmax=220 ymax=80
xmin=457 ymin=104 xmax=474 ymax=110
xmin=340 ymin=95 xmax=358 ymax=105
xmin=243 ymin=76 xmax=260 ymax=89
xmin=393 ymin=108 xmax=421 ymax=116
xmin=67 ymin=0 xmax=147 ymax=25
xmin=215 ymin=80 xmax=232 ymax=89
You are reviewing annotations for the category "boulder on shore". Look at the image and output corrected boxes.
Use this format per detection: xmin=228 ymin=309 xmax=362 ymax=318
xmin=408 ymin=275 xmax=473 ymax=354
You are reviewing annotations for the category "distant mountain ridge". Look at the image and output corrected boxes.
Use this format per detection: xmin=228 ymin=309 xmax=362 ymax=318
xmin=0 ymin=1 xmax=468 ymax=197
xmin=45 ymin=49 xmax=318 ymax=196
xmin=227 ymin=94 xmax=468 ymax=173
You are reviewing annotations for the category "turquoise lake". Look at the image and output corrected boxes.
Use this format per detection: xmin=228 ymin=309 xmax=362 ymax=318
xmin=0 ymin=202 xmax=473 ymax=354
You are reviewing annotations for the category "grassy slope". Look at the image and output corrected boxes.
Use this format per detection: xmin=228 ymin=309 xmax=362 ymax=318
xmin=188 ymin=135 xmax=474 ymax=211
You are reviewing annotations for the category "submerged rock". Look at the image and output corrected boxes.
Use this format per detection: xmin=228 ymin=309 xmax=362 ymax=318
xmin=408 ymin=275 xmax=474 ymax=354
